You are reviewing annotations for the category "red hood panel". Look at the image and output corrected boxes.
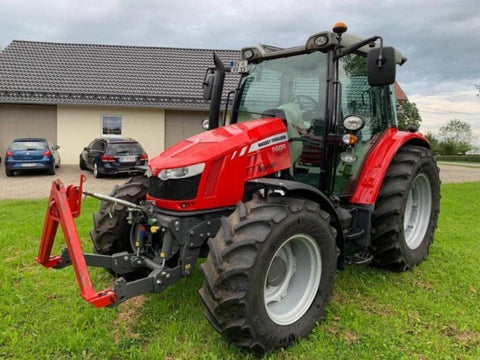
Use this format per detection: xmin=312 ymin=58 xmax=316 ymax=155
xmin=149 ymin=118 xmax=287 ymax=174
xmin=147 ymin=117 xmax=291 ymax=211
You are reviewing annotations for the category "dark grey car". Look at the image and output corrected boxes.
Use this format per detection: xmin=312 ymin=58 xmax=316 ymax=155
xmin=79 ymin=137 xmax=148 ymax=178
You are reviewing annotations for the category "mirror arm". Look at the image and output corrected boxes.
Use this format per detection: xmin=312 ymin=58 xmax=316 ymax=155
xmin=334 ymin=35 xmax=382 ymax=61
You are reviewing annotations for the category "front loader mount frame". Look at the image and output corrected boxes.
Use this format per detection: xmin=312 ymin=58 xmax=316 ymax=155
xmin=35 ymin=176 xmax=196 ymax=308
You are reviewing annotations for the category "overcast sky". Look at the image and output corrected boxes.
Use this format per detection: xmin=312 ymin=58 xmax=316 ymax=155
xmin=1 ymin=0 xmax=479 ymax=141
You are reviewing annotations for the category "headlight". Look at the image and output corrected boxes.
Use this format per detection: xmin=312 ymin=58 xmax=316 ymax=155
xmin=313 ymin=35 xmax=329 ymax=47
xmin=158 ymin=163 xmax=205 ymax=180
xmin=340 ymin=150 xmax=358 ymax=163
xmin=343 ymin=115 xmax=365 ymax=131
xmin=243 ymin=49 xmax=255 ymax=60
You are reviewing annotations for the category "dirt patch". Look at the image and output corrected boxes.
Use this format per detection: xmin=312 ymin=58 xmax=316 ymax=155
xmin=112 ymin=295 xmax=147 ymax=342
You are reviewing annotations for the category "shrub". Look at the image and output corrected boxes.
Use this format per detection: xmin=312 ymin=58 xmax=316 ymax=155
xmin=436 ymin=154 xmax=480 ymax=162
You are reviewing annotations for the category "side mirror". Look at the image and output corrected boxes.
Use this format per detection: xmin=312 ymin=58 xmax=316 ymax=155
xmin=367 ymin=47 xmax=396 ymax=86
xmin=203 ymin=73 xmax=215 ymax=100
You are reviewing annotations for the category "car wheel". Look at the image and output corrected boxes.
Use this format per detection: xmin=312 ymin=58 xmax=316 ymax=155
xmin=47 ymin=165 xmax=55 ymax=175
xmin=5 ymin=168 xmax=14 ymax=177
xmin=93 ymin=162 xmax=102 ymax=178
xmin=79 ymin=157 xmax=87 ymax=170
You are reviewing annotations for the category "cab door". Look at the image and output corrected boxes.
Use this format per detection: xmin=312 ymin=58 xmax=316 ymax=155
xmin=333 ymin=54 xmax=391 ymax=196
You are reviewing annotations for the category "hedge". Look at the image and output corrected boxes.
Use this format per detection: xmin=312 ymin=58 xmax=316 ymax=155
xmin=436 ymin=155 xmax=480 ymax=162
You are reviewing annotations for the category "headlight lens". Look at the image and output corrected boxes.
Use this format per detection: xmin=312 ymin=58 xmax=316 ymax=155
xmin=343 ymin=115 xmax=365 ymax=131
xmin=340 ymin=150 xmax=358 ymax=163
xmin=243 ymin=49 xmax=254 ymax=59
xmin=158 ymin=163 xmax=205 ymax=180
xmin=313 ymin=35 xmax=329 ymax=47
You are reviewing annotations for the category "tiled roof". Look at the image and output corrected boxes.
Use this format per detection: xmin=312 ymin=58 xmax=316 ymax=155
xmin=394 ymin=81 xmax=408 ymax=102
xmin=0 ymin=41 xmax=241 ymax=108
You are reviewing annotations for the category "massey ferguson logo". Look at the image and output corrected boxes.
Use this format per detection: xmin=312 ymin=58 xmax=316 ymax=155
xmin=248 ymin=132 xmax=288 ymax=153
xmin=272 ymin=144 xmax=287 ymax=153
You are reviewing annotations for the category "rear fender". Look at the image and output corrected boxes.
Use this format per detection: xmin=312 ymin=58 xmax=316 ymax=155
xmin=350 ymin=128 xmax=430 ymax=205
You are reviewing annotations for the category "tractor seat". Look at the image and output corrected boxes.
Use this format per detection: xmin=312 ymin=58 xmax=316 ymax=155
xmin=261 ymin=108 xmax=303 ymax=169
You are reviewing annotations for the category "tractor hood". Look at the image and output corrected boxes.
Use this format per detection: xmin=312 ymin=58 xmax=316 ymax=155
xmin=147 ymin=117 xmax=291 ymax=211
xmin=148 ymin=118 xmax=289 ymax=176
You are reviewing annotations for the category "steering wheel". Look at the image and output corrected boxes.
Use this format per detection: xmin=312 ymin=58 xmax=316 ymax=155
xmin=294 ymin=95 xmax=321 ymax=113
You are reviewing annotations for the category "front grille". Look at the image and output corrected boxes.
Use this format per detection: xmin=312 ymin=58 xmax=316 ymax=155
xmin=148 ymin=175 xmax=201 ymax=201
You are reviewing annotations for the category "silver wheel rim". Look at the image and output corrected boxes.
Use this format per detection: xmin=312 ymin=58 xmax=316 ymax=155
xmin=404 ymin=173 xmax=432 ymax=249
xmin=94 ymin=163 xmax=98 ymax=177
xmin=264 ymin=234 xmax=321 ymax=325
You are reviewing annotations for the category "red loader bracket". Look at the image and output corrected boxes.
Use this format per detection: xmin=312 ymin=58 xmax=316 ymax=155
xmin=35 ymin=175 xmax=117 ymax=308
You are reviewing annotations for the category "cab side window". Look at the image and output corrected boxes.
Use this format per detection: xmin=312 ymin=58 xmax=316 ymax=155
xmin=339 ymin=54 xmax=388 ymax=142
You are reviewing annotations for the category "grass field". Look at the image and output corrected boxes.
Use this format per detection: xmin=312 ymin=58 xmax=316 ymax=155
xmin=0 ymin=182 xmax=479 ymax=359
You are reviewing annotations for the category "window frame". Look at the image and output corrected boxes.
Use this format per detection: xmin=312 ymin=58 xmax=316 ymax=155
xmin=101 ymin=114 xmax=122 ymax=136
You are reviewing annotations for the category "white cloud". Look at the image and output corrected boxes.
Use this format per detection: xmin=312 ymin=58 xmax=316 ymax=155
xmin=411 ymin=90 xmax=480 ymax=145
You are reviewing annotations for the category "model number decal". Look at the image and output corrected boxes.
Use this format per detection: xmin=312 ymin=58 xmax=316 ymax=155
xmin=248 ymin=132 xmax=288 ymax=153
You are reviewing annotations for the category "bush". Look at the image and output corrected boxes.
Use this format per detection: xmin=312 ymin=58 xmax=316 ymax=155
xmin=436 ymin=155 xmax=480 ymax=162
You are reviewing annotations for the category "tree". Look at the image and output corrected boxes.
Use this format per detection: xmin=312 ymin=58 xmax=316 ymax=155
xmin=396 ymin=101 xmax=422 ymax=130
xmin=424 ymin=132 xmax=440 ymax=153
xmin=438 ymin=119 xmax=473 ymax=155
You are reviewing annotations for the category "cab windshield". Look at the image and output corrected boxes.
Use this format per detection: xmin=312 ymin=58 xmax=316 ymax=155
xmin=234 ymin=51 xmax=328 ymax=188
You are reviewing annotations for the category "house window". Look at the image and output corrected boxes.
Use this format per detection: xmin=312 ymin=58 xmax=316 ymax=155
xmin=102 ymin=115 xmax=122 ymax=135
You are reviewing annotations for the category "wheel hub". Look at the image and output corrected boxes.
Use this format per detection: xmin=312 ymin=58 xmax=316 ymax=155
xmin=404 ymin=173 xmax=432 ymax=249
xmin=267 ymin=257 xmax=288 ymax=287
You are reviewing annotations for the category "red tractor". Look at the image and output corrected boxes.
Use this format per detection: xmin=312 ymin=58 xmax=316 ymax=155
xmin=37 ymin=23 xmax=440 ymax=351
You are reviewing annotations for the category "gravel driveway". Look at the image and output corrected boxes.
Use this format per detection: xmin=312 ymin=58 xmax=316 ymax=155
xmin=0 ymin=163 xmax=479 ymax=200
xmin=0 ymin=164 xmax=128 ymax=200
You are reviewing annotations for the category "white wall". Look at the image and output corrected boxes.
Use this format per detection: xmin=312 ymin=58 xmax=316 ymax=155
xmin=57 ymin=105 xmax=165 ymax=164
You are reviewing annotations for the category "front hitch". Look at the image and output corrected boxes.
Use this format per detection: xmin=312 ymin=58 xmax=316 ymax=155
xmin=35 ymin=175 xmax=117 ymax=308
xmin=35 ymin=176 xmax=182 ymax=308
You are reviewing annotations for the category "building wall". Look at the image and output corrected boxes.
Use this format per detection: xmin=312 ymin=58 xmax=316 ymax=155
xmin=165 ymin=110 xmax=209 ymax=148
xmin=57 ymin=105 xmax=165 ymax=164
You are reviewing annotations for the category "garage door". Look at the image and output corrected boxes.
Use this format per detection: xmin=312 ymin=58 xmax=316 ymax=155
xmin=0 ymin=104 xmax=57 ymax=153
xmin=165 ymin=110 xmax=209 ymax=149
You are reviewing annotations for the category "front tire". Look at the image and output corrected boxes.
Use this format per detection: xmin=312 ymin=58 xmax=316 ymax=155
xmin=199 ymin=196 xmax=338 ymax=351
xmin=371 ymin=145 xmax=440 ymax=272
xmin=90 ymin=176 xmax=148 ymax=254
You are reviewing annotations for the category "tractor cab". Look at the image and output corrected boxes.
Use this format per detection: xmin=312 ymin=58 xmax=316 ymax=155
xmin=205 ymin=23 xmax=405 ymax=199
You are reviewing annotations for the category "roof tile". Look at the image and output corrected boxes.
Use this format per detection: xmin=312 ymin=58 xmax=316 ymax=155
xmin=0 ymin=41 xmax=241 ymax=108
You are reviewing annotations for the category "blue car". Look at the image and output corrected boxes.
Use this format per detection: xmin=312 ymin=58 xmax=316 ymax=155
xmin=4 ymin=138 xmax=61 ymax=177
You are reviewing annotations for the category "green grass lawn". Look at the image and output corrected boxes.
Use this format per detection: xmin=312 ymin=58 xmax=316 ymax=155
xmin=1 ymin=182 xmax=479 ymax=359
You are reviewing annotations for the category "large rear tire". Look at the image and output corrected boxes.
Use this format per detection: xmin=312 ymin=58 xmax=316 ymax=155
xmin=199 ymin=195 xmax=338 ymax=351
xmin=90 ymin=176 xmax=148 ymax=254
xmin=371 ymin=145 xmax=440 ymax=272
